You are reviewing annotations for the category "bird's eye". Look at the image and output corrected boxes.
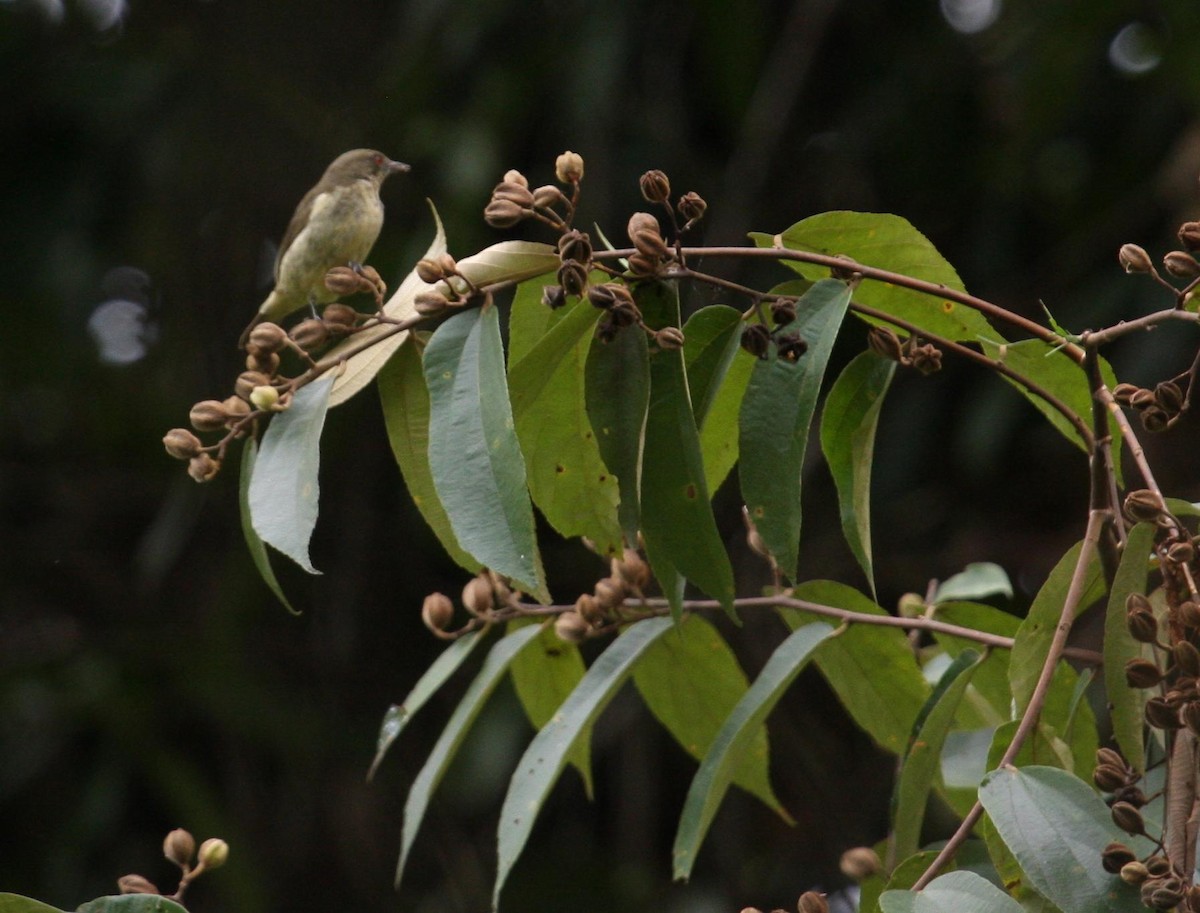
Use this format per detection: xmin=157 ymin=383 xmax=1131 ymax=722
xmin=373 ymin=154 xmax=384 ymax=166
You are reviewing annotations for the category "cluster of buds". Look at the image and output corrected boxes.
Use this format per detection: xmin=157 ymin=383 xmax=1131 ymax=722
xmin=413 ymin=252 xmax=478 ymax=318
xmin=118 ymin=828 xmax=229 ymax=901
xmin=1118 ymin=220 xmax=1200 ymax=309
xmin=540 ymin=228 xmax=596 ymax=309
xmin=324 ymin=262 xmax=387 ymax=310
xmin=866 ymin=326 xmax=943 ymax=375
xmin=629 ymin=169 xmax=708 ymax=276
xmin=484 ymin=153 xmax=582 ymax=231
xmin=555 ymin=549 xmax=651 ymax=644
xmin=739 ymin=316 xmax=807 ymax=364
xmin=739 ymin=890 xmax=829 ymax=913
xmin=1113 ymin=379 xmax=1189 ymax=433
xmin=420 ymin=570 xmax=519 ymax=638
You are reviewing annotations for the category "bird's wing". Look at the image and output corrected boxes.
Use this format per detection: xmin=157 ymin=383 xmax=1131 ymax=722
xmin=274 ymin=183 xmax=327 ymax=282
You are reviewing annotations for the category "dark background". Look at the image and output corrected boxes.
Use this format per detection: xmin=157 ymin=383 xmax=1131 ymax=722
xmin=3 ymin=1 xmax=1200 ymax=911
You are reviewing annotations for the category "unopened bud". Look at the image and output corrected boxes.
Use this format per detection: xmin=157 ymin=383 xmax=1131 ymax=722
xmin=197 ymin=837 xmax=229 ymax=870
xmin=163 ymin=428 xmax=202 ymax=460
xmin=422 ymin=593 xmax=454 ymax=632
xmin=163 ymin=828 xmax=196 ymax=868
xmin=555 ymin=150 xmax=584 ymax=184
xmin=1093 ymin=763 xmax=1128 ymax=792
xmin=655 ymin=326 xmax=686 ymax=350
xmin=1179 ymin=221 xmax=1200 ymax=252
xmin=1119 ymin=243 xmax=1154 ymax=274
xmin=1181 ymin=701 xmax=1200 ymax=736
xmin=322 ymin=303 xmax=359 ymax=329
xmin=415 ymin=290 xmax=450 ymax=316
xmin=1145 ymin=696 xmax=1183 ymax=730
xmin=532 ymin=184 xmax=569 ymax=210
xmin=1181 ymin=601 xmax=1200 ymax=628
xmin=1120 ymin=861 xmax=1149 ymax=885
xmin=677 ymin=191 xmax=707 ymax=224
xmin=249 ymin=385 xmax=280 ymax=411
xmin=897 ymin=593 xmax=926 ymax=618
xmin=613 ymin=549 xmax=651 ymax=591
xmin=639 ymin=169 xmax=671 ymax=204
xmin=324 ymin=266 xmax=362 ymax=296
xmin=867 ymin=326 xmax=905 ymax=361
xmin=289 ymin=318 xmax=330 ymax=351
xmin=1124 ymin=489 xmax=1164 ymax=523
xmin=245 ymin=350 xmax=280 ymax=375
xmin=542 ymin=285 xmax=567 ymax=310
xmin=189 ymin=400 xmax=230 ymax=432
xmin=740 ymin=323 xmax=771 ymax=359
xmin=462 ymin=576 xmax=494 ymax=615
xmin=558 ymin=260 xmax=589 ymax=297
xmin=222 ymin=395 xmax=251 ymax=422
xmin=769 ymin=299 xmax=797 ymax=326
xmin=558 ymin=229 xmax=593 ymax=265
xmin=1154 ymin=381 xmax=1184 ymax=413
xmin=117 ymin=874 xmax=159 ymax=895
xmin=839 ymin=847 xmax=881 ymax=880
xmin=1164 ymin=250 xmax=1200 ymax=279
xmin=575 ymin=592 xmax=604 ymax=625
xmin=776 ymin=332 xmax=808 ymax=363
xmin=503 ymin=169 xmax=528 ymax=188
xmin=1101 ymin=841 xmax=1137 ymax=874
xmin=484 ymin=198 xmax=526 ymax=229
xmin=628 ymin=212 xmax=670 ymax=259
xmin=187 ymin=452 xmax=221 ymax=483
xmin=594 ymin=577 xmax=626 ymax=610
xmin=1126 ymin=606 xmax=1158 ymax=643
xmin=1124 ymin=657 xmax=1163 ymax=689
xmin=797 ymin=892 xmax=829 ymax=913
xmin=235 ymin=370 xmax=273 ymax=401
xmin=1140 ymin=405 xmax=1170 ymax=433
xmin=247 ymin=322 xmax=288 ymax=353
xmin=1112 ymin=382 xmax=1141 ymax=404
xmin=1111 ymin=801 xmax=1145 ymax=835
xmin=554 ymin=611 xmax=590 ymax=643
xmin=414 ymin=259 xmax=444 ymax=284
xmin=492 ymin=180 xmax=535 ymax=208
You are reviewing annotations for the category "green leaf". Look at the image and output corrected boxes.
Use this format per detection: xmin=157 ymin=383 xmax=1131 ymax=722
xmin=396 ymin=624 xmax=544 ymax=888
xmin=368 ymin=630 xmax=485 ymax=780
xmin=247 ymin=373 xmax=335 ymax=574
xmin=585 ymin=313 xmax=650 ymax=546
xmin=979 ymin=766 xmax=1151 ymax=913
xmin=638 ymin=283 xmax=735 ymax=617
xmin=0 ymin=895 xmax=66 ymax=913
xmin=506 ymin=619 xmax=593 ymax=797
xmin=978 ymin=813 xmax=1063 ymax=913
xmin=509 ymin=295 xmax=622 ymax=555
xmin=935 ymin=564 xmax=1014 ymax=604
xmin=75 ymin=899 xmax=189 ymax=913
xmin=784 ymin=581 xmax=930 ymax=753
xmin=378 ymin=337 xmax=481 ymax=574
xmin=1009 ymin=540 xmax=1106 ymax=714
xmin=672 ymin=622 xmax=834 ymax=881
xmin=632 ymin=615 xmax=786 ymax=816
xmin=932 ymin=602 xmax=1019 ymax=727
xmin=752 ymin=211 xmax=995 ymax=343
xmin=880 ymin=870 xmax=1025 ymax=913
xmin=424 ymin=306 xmax=547 ymax=600
xmin=699 ymin=346 xmax=755 ymax=495
xmin=740 ymin=279 xmax=852 ymax=580
xmin=239 ymin=438 xmax=298 ymax=613
xmin=820 ymin=351 xmax=896 ymax=595
xmin=495 ymin=616 xmax=676 ymax=909
xmin=683 ymin=305 xmax=744 ymax=425
xmin=892 ymin=650 xmax=983 ymax=862
xmin=1103 ymin=522 xmax=1155 ymax=774
xmin=977 ymin=338 xmax=1123 ymax=478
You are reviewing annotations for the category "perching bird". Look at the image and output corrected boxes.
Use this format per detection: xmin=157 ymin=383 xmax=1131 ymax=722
xmin=239 ymin=149 xmax=410 ymax=347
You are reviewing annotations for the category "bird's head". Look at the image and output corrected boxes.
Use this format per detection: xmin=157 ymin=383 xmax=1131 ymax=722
xmin=325 ymin=149 xmax=410 ymax=187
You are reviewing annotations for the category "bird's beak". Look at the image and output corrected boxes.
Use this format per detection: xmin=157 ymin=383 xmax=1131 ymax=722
xmin=388 ymin=160 xmax=411 ymax=174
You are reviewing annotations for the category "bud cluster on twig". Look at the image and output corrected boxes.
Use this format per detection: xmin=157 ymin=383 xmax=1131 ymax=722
xmin=117 ymin=827 xmax=229 ymax=904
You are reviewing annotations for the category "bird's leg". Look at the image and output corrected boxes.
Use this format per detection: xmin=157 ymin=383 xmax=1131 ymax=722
xmin=307 ymin=292 xmax=320 ymax=320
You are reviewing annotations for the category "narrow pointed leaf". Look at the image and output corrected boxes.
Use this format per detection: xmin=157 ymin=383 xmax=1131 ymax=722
xmin=879 ymin=870 xmax=1025 ymax=913
xmin=632 ymin=615 xmax=786 ymax=816
xmin=979 ymin=766 xmax=1150 ymax=913
xmin=891 ymin=650 xmax=983 ymax=862
xmin=239 ymin=439 xmax=298 ymax=613
xmin=247 ymin=373 xmax=335 ymax=574
xmin=377 ymin=337 xmax=481 ymax=573
xmin=751 ymin=211 xmax=995 ymax=343
xmin=368 ymin=630 xmax=485 ymax=780
xmin=784 ymin=581 xmax=929 ymax=753
xmin=820 ymin=351 xmax=895 ymax=595
xmin=509 ymin=294 xmax=621 ymax=555
xmin=424 ymin=307 xmax=547 ymax=600
xmin=935 ymin=564 xmax=1013 ymax=604
xmin=585 ymin=316 xmax=650 ymax=546
xmin=672 ymin=622 xmax=834 ymax=880
xmin=507 ymin=619 xmax=593 ymax=797
xmin=683 ymin=305 xmax=744 ymax=425
xmin=699 ymin=346 xmax=755 ymax=495
xmin=396 ymin=624 xmax=543 ymax=887
xmin=638 ymin=283 xmax=735 ymax=616
xmin=495 ymin=616 xmax=676 ymax=909
xmin=740 ymin=279 xmax=852 ymax=580
xmin=1103 ymin=522 xmax=1155 ymax=774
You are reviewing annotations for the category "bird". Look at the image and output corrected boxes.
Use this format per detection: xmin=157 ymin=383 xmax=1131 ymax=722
xmin=239 ymin=149 xmax=410 ymax=347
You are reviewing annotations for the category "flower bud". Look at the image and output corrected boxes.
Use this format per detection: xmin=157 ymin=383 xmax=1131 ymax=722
xmin=1121 ymin=861 xmax=1149 ymax=886
xmin=587 ymin=282 xmax=633 ymax=310
xmin=246 ymin=351 xmax=280 ymax=375
xmin=289 ymin=318 xmax=330 ymax=351
xmin=639 ymin=169 xmax=671 ymax=204
xmin=608 ymin=299 xmax=641 ymax=328
xmin=839 ymin=847 xmax=881 ymax=880
xmin=1125 ymin=657 xmax=1163 ymax=689
xmin=1119 ymin=243 xmax=1154 ymax=274
xmin=197 ymin=837 xmax=229 ymax=870
xmin=503 ymin=169 xmax=528 ymax=188
xmin=554 ymin=610 xmax=590 ymax=643
xmin=414 ymin=290 xmax=450 ymax=316
xmin=613 ymin=549 xmax=651 ymax=591
xmin=1128 ymin=388 xmax=1156 ymax=409
xmin=558 ymin=229 xmax=593 ymax=265
xmin=770 ymin=299 xmax=797 ymax=326
xmin=1145 ymin=696 xmax=1182 ymax=729
xmin=1181 ymin=601 xmax=1200 ymax=629
xmin=628 ymin=212 xmax=670 ymax=259
xmin=1124 ymin=489 xmax=1164 ymax=523
xmin=117 ymin=874 xmax=160 ymax=895
xmin=627 ymin=252 xmax=660 ymax=276
xmin=776 ymin=332 xmax=809 ymax=363
xmin=163 ymin=828 xmax=196 ymax=868
xmin=797 ymin=892 xmax=829 ymax=913
xmin=249 ymin=385 xmax=280 ymax=411
xmin=1145 ymin=855 xmax=1172 ymax=877
xmin=677 ymin=191 xmax=707 ymax=224
xmin=1180 ymin=222 xmax=1200 ymax=252
xmin=189 ymin=400 xmax=229 ymax=432
xmin=223 ymin=395 xmax=251 ymax=422
xmin=542 ymin=284 xmax=567 ymax=310
xmin=593 ymin=577 xmax=626 ymax=611
xmin=867 ymin=326 xmax=905 ymax=361
xmin=655 ymin=326 xmax=686 ymax=350
xmin=416 ymin=258 xmax=448 ymax=284
xmin=358 ymin=264 xmax=384 ymax=295
xmin=1164 ymin=250 xmax=1200 ymax=279
xmin=187 ymin=452 xmax=220 ymax=483
xmin=1093 ymin=763 xmax=1127 ymax=792
xmin=322 ymin=303 xmax=359 ymax=330
xmin=324 ymin=266 xmax=362 ymax=296
xmin=462 ymin=575 xmax=494 ymax=615
xmin=437 ymin=253 xmax=457 ymax=275
xmin=1175 ymin=641 xmax=1200 ymax=677
xmin=1101 ymin=841 xmax=1137 ymax=874
xmin=555 ymin=150 xmax=584 ymax=184
xmin=235 ymin=370 xmax=273 ymax=401
xmin=1153 ymin=381 xmax=1184 ymax=414
xmin=1140 ymin=405 xmax=1170 ymax=433
xmin=558 ymin=260 xmax=589 ymax=297
xmin=1112 ymin=382 xmax=1140 ymax=404
xmin=532 ymin=184 xmax=569 ymax=210
xmin=484 ymin=198 xmax=526 ymax=229
xmin=247 ymin=322 xmax=288 ymax=354
xmin=740 ymin=323 xmax=771 ymax=359
xmin=163 ymin=428 xmax=203 ymax=460
xmin=1127 ymin=606 xmax=1158 ymax=643
xmin=492 ymin=180 xmax=535 ymax=208
xmin=1111 ymin=801 xmax=1145 ymax=835
xmin=422 ymin=593 xmax=454 ymax=632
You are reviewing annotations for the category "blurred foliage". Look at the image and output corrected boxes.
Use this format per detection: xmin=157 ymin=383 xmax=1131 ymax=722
xmin=3 ymin=1 xmax=1200 ymax=912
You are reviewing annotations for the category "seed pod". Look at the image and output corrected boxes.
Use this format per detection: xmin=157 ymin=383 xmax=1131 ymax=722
xmin=1121 ymin=861 xmax=1149 ymax=885
xmin=187 ymin=452 xmax=220 ymax=483
xmin=554 ymin=611 xmax=590 ymax=644
xmin=1181 ymin=601 xmax=1200 ymax=629
xmin=627 ymin=252 xmax=661 ymax=276
xmin=1179 ymin=221 xmax=1200 ymax=252
xmin=289 ymin=319 xmax=329 ymax=352
xmin=1111 ymin=801 xmax=1145 ymax=835
xmin=1113 ymin=785 xmax=1147 ymax=807
xmin=575 ymin=592 xmax=604 ymax=625
xmin=1148 ymin=881 xmax=1186 ymax=911
xmin=1112 ymin=382 xmax=1141 ymax=404
xmin=190 ymin=400 xmax=230 ymax=432
xmin=1167 ymin=539 xmax=1195 ymax=565
xmin=1145 ymin=696 xmax=1182 ymax=730
xmin=628 ymin=212 xmax=670 ymax=259
xmin=558 ymin=260 xmax=589 ymax=297
xmin=776 ymin=332 xmax=808 ymax=363
xmin=555 ymin=150 xmax=584 ymax=184
xmin=1101 ymin=841 xmax=1137 ymax=874
xmin=797 ymin=892 xmax=829 ymax=913
xmin=1127 ymin=606 xmax=1158 ymax=643
xmin=639 ymin=169 xmax=671 ymax=204
xmin=655 ymin=326 xmax=686 ymax=350
xmin=247 ymin=322 xmax=288 ymax=354
xmin=1145 ymin=855 xmax=1172 ymax=877
xmin=594 ymin=577 xmax=626 ymax=610
xmin=197 ymin=837 xmax=229 ymax=870
xmin=1095 ymin=746 xmax=1125 ymax=769
xmin=532 ymin=184 xmax=569 ymax=210
xmin=246 ymin=351 xmax=280 ymax=375
xmin=117 ymin=875 xmax=160 ymax=895
xmin=163 ymin=828 xmax=196 ymax=868
xmin=741 ymin=323 xmax=772 ymax=359
xmin=462 ymin=576 xmax=494 ymax=615
xmin=677 ymin=191 xmax=707 ymax=224
xmin=558 ymin=229 xmax=593 ymax=265
xmin=1140 ymin=405 xmax=1170 ymax=433
xmin=542 ymin=285 xmax=567 ymax=310
xmin=492 ymin=180 xmax=535 ymax=208
xmin=1124 ymin=489 xmax=1164 ymax=523
xmin=1119 ymin=243 xmax=1154 ymax=274
xmin=839 ymin=847 xmax=881 ymax=880
xmin=324 ymin=265 xmax=362 ymax=296
xmin=770 ymin=299 xmax=797 ymax=326
xmin=1128 ymin=388 xmax=1157 ymax=410
xmin=414 ymin=291 xmax=450 ymax=316
xmin=1164 ymin=250 xmax=1200 ymax=279
xmin=1125 ymin=657 xmax=1163 ymax=689
xmin=163 ymin=428 xmax=203 ymax=460
xmin=235 ymin=370 xmax=273 ymax=401
xmin=484 ymin=198 xmax=526 ymax=229
xmin=1175 ymin=642 xmax=1200 ymax=677
xmin=223 ymin=395 xmax=251 ymax=422
xmin=322 ymin=303 xmax=359 ymax=329
xmin=867 ymin=326 xmax=905 ymax=361
xmin=1093 ymin=763 xmax=1128 ymax=792
xmin=421 ymin=593 xmax=454 ymax=632
xmin=910 ymin=343 xmax=943 ymax=375
xmin=249 ymin=385 xmax=280 ymax=412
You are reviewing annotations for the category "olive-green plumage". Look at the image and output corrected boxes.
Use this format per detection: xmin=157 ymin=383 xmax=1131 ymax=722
xmin=239 ymin=149 xmax=409 ymax=347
